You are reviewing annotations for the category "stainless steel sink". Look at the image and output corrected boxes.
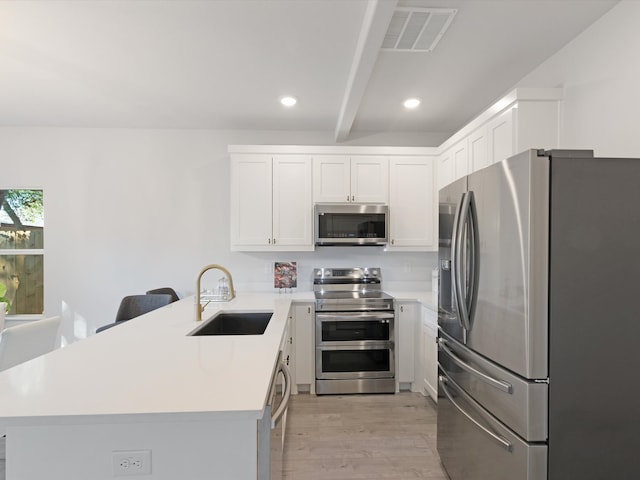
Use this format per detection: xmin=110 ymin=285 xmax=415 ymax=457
xmin=189 ymin=311 xmax=273 ymax=336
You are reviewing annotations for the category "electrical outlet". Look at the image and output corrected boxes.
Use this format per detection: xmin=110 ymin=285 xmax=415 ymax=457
xmin=113 ymin=450 xmax=152 ymax=476
xmin=404 ymin=263 xmax=411 ymax=273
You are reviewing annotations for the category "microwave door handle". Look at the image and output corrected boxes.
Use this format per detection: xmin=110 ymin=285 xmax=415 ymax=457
xmin=450 ymin=192 xmax=465 ymax=331
xmin=438 ymin=338 xmax=513 ymax=394
xmin=438 ymin=374 xmax=513 ymax=452
xmin=455 ymin=192 xmax=472 ymax=331
xmin=466 ymin=191 xmax=480 ymax=323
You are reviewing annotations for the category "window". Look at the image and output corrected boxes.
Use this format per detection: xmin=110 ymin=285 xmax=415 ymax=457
xmin=0 ymin=190 xmax=44 ymax=316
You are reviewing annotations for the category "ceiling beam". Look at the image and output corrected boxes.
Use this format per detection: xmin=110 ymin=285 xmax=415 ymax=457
xmin=334 ymin=0 xmax=397 ymax=142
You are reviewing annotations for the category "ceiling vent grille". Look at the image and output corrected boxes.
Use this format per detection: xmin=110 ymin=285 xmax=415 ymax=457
xmin=382 ymin=7 xmax=457 ymax=52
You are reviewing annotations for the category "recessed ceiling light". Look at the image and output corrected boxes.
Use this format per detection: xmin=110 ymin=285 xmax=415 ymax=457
xmin=280 ymin=96 xmax=297 ymax=107
xmin=403 ymin=98 xmax=421 ymax=109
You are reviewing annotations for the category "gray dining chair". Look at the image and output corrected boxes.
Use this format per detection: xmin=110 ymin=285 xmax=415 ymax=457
xmin=95 ymin=294 xmax=172 ymax=333
xmin=145 ymin=287 xmax=180 ymax=303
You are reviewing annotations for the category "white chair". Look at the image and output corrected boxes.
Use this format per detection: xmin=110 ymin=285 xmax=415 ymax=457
xmin=0 ymin=316 xmax=61 ymax=371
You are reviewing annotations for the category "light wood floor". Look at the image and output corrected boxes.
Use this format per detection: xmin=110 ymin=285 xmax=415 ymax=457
xmin=0 ymin=393 xmax=447 ymax=480
xmin=283 ymin=392 xmax=449 ymax=480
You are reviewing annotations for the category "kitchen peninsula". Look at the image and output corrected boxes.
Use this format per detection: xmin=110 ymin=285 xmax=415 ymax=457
xmin=0 ymin=294 xmax=300 ymax=479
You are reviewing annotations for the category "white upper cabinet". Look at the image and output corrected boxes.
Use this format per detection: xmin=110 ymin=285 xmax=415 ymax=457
xmin=388 ymin=156 xmax=437 ymax=251
xmin=486 ymin=107 xmax=514 ymax=165
xmin=313 ymin=155 xmax=388 ymax=204
xmin=231 ymin=154 xmax=313 ymax=251
xmin=452 ymin=139 xmax=469 ymax=181
xmin=350 ymin=156 xmax=389 ymax=203
xmin=272 ymin=156 xmax=313 ymax=247
xmin=437 ymin=139 xmax=467 ymax=191
xmin=469 ymin=125 xmax=489 ymax=172
xmin=437 ymin=149 xmax=453 ymax=191
xmin=437 ymin=88 xmax=562 ymax=189
xmin=311 ymin=155 xmax=351 ymax=203
xmin=230 ymin=154 xmax=272 ymax=248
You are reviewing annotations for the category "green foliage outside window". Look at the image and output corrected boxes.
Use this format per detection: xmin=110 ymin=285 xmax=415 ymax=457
xmin=0 ymin=189 xmax=44 ymax=315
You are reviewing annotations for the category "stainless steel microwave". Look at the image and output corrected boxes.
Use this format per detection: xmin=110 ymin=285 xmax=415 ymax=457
xmin=314 ymin=204 xmax=389 ymax=246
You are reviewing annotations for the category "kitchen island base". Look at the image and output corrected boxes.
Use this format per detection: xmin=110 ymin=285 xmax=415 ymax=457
xmin=6 ymin=416 xmax=261 ymax=479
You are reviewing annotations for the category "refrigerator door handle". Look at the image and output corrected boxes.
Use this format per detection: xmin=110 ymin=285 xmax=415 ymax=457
xmin=438 ymin=338 xmax=513 ymax=394
xmin=439 ymin=374 xmax=513 ymax=452
xmin=454 ymin=192 xmax=472 ymax=331
xmin=450 ymin=192 xmax=466 ymax=331
xmin=466 ymin=191 xmax=480 ymax=323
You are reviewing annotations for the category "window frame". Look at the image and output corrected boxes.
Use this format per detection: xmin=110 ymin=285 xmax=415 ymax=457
xmin=0 ymin=188 xmax=45 ymax=320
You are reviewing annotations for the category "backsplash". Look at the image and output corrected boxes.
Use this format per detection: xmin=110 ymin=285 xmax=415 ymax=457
xmin=222 ymin=248 xmax=438 ymax=293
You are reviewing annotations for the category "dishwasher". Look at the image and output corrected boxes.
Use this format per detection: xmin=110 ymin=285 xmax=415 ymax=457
xmin=258 ymin=352 xmax=292 ymax=480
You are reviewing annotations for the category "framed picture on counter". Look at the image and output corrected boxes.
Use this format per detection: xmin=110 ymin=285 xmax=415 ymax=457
xmin=274 ymin=262 xmax=297 ymax=289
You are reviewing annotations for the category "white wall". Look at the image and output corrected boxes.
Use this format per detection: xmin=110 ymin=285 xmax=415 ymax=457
xmin=5 ymin=0 xmax=638 ymax=343
xmin=0 ymin=127 xmax=436 ymax=343
xmin=516 ymin=0 xmax=640 ymax=158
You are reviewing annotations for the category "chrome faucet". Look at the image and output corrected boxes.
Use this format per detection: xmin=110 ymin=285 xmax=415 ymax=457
xmin=195 ymin=264 xmax=236 ymax=321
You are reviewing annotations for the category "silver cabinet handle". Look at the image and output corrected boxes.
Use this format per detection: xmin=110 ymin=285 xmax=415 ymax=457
xmin=271 ymin=362 xmax=292 ymax=429
xmin=439 ymin=374 xmax=513 ymax=452
xmin=438 ymin=338 xmax=512 ymax=393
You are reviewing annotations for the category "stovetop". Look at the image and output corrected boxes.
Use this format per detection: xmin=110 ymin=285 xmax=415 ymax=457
xmin=313 ymin=290 xmax=394 ymax=301
xmin=313 ymin=267 xmax=394 ymax=311
xmin=313 ymin=267 xmax=382 ymax=287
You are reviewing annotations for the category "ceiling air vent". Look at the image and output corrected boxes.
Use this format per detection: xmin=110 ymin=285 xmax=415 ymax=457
xmin=382 ymin=7 xmax=457 ymax=52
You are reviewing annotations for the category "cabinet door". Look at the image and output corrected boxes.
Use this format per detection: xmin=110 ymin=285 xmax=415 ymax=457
xmin=230 ymin=154 xmax=272 ymax=247
xmin=437 ymin=149 xmax=453 ymax=190
xmin=272 ymin=156 xmax=313 ymax=246
xmin=397 ymin=302 xmax=418 ymax=386
xmin=313 ymin=155 xmax=350 ymax=203
xmin=388 ymin=156 xmax=436 ymax=249
xmin=469 ymin=126 xmax=489 ymax=173
xmin=452 ymin=139 xmax=469 ymax=181
xmin=283 ymin=308 xmax=296 ymax=395
xmin=421 ymin=305 xmax=438 ymax=402
xmin=487 ymin=107 xmax=514 ymax=165
xmin=350 ymin=156 xmax=389 ymax=203
xmin=293 ymin=303 xmax=314 ymax=392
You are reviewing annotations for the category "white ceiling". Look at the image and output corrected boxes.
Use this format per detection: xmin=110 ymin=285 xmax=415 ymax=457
xmin=0 ymin=0 xmax=619 ymax=142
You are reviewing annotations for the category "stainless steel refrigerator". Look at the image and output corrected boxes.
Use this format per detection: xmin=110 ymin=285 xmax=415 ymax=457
xmin=437 ymin=149 xmax=640 ymax=479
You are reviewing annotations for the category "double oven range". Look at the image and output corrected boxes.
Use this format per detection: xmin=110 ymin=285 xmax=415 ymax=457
xmin=313 ymin=267 xmax=395 ymax=395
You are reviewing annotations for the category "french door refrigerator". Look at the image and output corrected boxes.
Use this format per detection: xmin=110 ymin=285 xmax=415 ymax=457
xmin=437 ymin=149 xmax=640 ymax=480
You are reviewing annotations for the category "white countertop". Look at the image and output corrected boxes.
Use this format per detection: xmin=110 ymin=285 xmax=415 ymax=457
xmin=0 ymin=289 xmax=435 ymax=429
xmin=387 ymin=291 xmax=438 ymax=311
xmin=0 ymin=293 xmax=298 ymax=428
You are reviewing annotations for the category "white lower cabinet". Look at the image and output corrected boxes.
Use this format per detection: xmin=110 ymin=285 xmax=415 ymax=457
xmin=421 ymin=305 xmax=438 ymax=402
xmin=396 ymin=301 xmax=419 ymax=391
xmin=291 ymin=302 xmax=314 ymax=394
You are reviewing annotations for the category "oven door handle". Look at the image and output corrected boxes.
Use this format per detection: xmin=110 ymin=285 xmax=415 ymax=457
xmin=316 ymin=312 xmax=394 ymax=321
